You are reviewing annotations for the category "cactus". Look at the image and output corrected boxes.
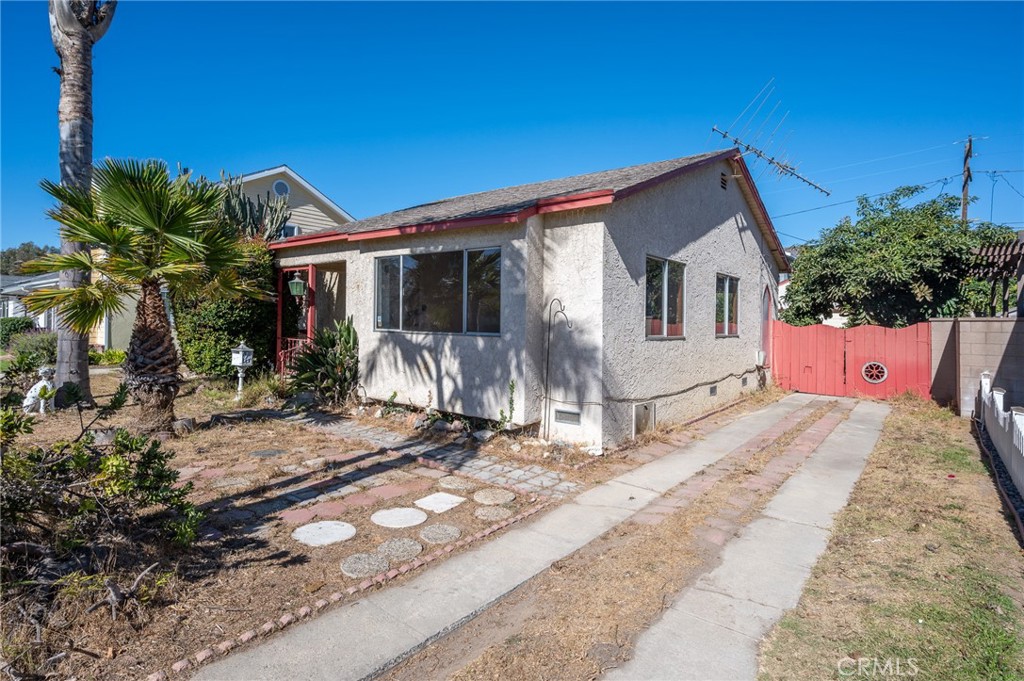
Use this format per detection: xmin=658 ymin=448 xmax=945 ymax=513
xmin=221 ymin=174 xmax=293 ymax=241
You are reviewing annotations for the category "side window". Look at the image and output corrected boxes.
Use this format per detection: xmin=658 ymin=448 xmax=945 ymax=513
xmin=716 ymin=274 xmax=739 ymax=336
xmin=645 ymin=256 xmax=685 ymax=338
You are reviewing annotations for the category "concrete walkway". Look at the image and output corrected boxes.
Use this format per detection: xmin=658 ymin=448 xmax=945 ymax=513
xmin=605 ymin=399 xmax=889 ymax=681
xmin=197 ymin=393 xmax=888 ymax=679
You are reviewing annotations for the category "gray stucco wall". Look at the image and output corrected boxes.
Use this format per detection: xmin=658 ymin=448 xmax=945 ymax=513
xmin=277 ymin=223 xmax=536 ymax=425
xmin=600 ymin=160 xmax=780 ymax=445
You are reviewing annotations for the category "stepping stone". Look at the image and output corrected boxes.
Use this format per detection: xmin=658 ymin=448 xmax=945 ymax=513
xmin=414 ymin=492 xmax=466 ymax=514
xmin=377 ymin=538 xmax=423 ymax=562
xmin=341 ymin=553 xmax=389 ymax=579
xmin=438 ymin=475 xmax=476 ymax=491
xmin=210 ymin=477 xmax=250 ymax=489
xmin=370 ymin=507 xmax=428 ymax=528
xmin=291 ymin=521 xmax=357 ymax=547
xmin=473 ymin=488 xmax=516 ymax=505
xmin=475 ymin=506 xmax=512 ymax=522
xmin=251 ymin=449 xmax=286 ymax=458
xmin=420 ymin=524 xmax=462 ymax=544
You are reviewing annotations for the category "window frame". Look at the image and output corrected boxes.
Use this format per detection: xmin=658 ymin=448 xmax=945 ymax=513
xmin=374 ymin=247 xmax=502 ymax=337
xmin=645 ymin=255 xmax=686 ymax=340
xmin=715 ymin=273 xmax=740 ymax=338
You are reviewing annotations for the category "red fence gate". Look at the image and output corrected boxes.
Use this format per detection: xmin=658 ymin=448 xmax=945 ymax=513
xmin=771 ymin=321 xmax=931 ymax=399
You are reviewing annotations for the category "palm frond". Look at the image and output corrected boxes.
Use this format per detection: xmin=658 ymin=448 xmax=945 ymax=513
xmin=23 ymin=281 xmax=129 ymax=334
xmin=19 ymin=250 xmax=97 ymax=275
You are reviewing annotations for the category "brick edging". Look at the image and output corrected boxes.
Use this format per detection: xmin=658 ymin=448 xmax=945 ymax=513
xmin=143 ymin=499 xmax=554 ymax=680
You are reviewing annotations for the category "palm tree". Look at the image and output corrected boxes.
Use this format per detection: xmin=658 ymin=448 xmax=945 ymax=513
xmin=23 ymin=159 xmax=263 ymax=433
xmin=48 ymin=0 xmax=118 ymax=404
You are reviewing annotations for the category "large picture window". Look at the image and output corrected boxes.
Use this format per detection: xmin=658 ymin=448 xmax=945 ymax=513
xmin=375 ymin=248 xmax=501 ymax=334
xmin=716 ymin=274 xmax=739 ymax=336
xmin=645 ymin=256 xmax=685 ymax=338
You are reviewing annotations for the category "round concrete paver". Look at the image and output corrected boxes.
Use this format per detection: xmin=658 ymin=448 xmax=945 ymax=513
xmin=250 ymin=448 xmax=286 ymax=458
xmin=475 ymin=506 xmax=513 ymax=522
xmin=473 ymin=488 xmax=516 ymax=505
xmin=420 ymin=523 xmax=462 ymax=545
xmin=370 ymin=507 xmax=428 ymax=528
xmin=291 ymin=521 xmax=356 ymax=547
xmin=377 ymin=538 xmax=423 ymax=562
xmin=438 ymin=475 xmax=476 ymax=491
xmin=341 ymin=553 xmax=389 ymax=579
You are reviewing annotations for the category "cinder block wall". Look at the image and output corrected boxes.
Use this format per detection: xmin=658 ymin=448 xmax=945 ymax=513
xmin=954 ymin=318 xmax=1024 ymax=417
xmin=930 ymin=318 xmax=957 ymax=408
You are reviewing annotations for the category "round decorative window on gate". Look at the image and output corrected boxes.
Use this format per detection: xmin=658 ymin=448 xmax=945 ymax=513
xmin=861 ymin=361 xmax=888 ymax=384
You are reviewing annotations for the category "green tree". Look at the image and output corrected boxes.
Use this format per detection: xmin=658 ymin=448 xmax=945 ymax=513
xmin=0 ymin=242 xmax=59 ymax=275
xmin=22 ymin=159 xmax=263 ymax=432
xmin=781 ymin=187 xmax=1016 ymax=328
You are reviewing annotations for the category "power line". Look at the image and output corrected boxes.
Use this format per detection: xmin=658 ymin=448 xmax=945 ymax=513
xmin=769 ymin=174 xmax=959 ymax=219
xmin=806 ymin=139 xmax=968 ymax=175
xmin=997 ymin=173 xmax=1024 ymax=200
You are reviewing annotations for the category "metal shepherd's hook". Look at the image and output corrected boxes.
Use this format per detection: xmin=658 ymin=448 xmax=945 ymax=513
xmin=543 ymin=298 xmax=572 ymax=441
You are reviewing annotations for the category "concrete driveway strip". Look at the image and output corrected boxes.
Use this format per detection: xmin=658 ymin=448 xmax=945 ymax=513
xmin=605 ymin=399 xmax=889 ymax=681
xmin=192 ymin=395 xmax=816 ymax=681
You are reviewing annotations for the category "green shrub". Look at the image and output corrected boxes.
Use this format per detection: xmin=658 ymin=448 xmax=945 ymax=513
xmin=238 ymin=371 xmax=292 ymax=408
xmin=289 ymin=317 xmax=359 ymax=405
xmin=0 ymin=317 xmax=36 ymax=348
xmin=173 ymin=242 xmax=275 ymax=378
xmin=89 ymin=348 xmax=126 ymax=365
xmin=8 ymin=331 xmax=57 ymax=364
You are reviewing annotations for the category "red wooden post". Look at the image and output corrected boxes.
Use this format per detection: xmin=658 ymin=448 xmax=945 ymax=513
xmin=275 ymin=269 xmax=284 ymax=372
xmin=306 ymin=264 xmax=316 ymax=340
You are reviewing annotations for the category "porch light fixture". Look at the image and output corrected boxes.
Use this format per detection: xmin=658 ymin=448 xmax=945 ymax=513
xmin=231 ymin=341 xmax=254 ymax=401
xmin=288 ymin=271 xmax=307 ymax=297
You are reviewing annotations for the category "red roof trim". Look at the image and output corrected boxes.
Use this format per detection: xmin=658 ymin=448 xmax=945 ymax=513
xmin=729 ymin=154 xmax=790 ymax=272
xmin=536 ymin=189 xmax=615 ymax=213
xmin=269 ymin=231 xmax=349 ymax=250
xmin=613 ymin=150 xmax=735 ymax=201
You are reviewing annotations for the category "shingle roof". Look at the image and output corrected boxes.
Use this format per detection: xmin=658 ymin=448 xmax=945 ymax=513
xmin=337 ymin=149 xmax=731 ymax=235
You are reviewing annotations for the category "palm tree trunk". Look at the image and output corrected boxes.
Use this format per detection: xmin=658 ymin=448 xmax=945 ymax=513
xmin=124 ymin=279 xmax=180 ymax=433
xmin=49 ymin=0 xmax=117 ymax=406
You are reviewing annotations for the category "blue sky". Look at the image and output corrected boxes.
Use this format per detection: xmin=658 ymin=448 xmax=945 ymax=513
xmin=2 ymin=1 xmax=1022 ymax=250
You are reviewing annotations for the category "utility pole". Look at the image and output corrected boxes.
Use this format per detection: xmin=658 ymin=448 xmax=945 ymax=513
xmin=961 ymin=135 xmax=973 ymax=223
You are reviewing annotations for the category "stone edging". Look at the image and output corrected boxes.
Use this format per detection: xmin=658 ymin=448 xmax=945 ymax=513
xmin=142 ymin=499 xmax=554 ymax=680
xmin=972 ymin=418 xmax=1024 ymax=543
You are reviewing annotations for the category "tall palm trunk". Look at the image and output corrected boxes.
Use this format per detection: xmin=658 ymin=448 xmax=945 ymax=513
xmin=125 ymin=279 xmax=180 ymax=433
xmin=48 ymin=0 xmax=116 ymax=406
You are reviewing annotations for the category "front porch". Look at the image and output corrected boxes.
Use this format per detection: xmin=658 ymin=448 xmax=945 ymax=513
xmin=276 ymin=261 xmax=347 ymax=372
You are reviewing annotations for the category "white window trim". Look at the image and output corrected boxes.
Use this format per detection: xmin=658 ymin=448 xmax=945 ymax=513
xmin=645 ymin=255 xmax=686 ymax=340
xmin=374 ymin=247 xmax=502 ymax=337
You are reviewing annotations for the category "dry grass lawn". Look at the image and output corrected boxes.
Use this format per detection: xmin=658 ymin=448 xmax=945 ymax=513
xmin=759 ymin=396 xmax=1024 ymax=681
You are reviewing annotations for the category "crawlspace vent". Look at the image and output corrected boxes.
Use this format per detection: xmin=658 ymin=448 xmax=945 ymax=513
xmin=633 ymin=401 xmax=656 ymax=437
xmin=554 ymin=410 xmax=581 ymax=426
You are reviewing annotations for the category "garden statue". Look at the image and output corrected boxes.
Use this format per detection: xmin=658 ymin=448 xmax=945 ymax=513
xmin=22 ymin=367 xmax=56 ymax=415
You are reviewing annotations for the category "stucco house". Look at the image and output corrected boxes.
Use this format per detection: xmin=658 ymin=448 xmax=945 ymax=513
xmin=270 ymin=148 xmax=789 ymax=448
xmin=1 ymin=273 xmax=60 ymax=331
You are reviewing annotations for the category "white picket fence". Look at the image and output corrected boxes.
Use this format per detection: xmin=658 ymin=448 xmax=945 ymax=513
xmin=979 ymin=372 xmax=1024 ymax=496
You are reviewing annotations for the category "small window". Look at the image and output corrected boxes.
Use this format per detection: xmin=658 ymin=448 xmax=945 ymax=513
xmin=273 ymin=180 xmax=290 ymax=197
xmin=716 ymin=274 xmax=739 ymax=336
xmin=645 ymin=256 xmax=685 ymax=338
xmin=375 ymin=248 xmax=501 ymax=334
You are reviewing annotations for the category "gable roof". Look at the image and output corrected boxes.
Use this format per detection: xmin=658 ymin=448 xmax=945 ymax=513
xmin=0 ymin=272 xmax=59 ymax=296
xmin=271 ymin=149 xmax=789 ymax=271
xmin=238 ymin=165 xmax=356 ymax=224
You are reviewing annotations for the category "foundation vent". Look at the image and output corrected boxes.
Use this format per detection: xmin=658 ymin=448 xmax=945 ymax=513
xmin=633 ymin=401 xmax=656 ymax=438
xmin=709 ymin=385 xmax=718 ymax=397
xmin=554 ymin=410 xmax=581 ymax=426
xmin=741 ymin=376 xmax=748 ymax=387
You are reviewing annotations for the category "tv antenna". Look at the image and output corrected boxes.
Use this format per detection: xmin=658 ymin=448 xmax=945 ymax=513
xmin=711 ymin=79 xmax=831 ymax=196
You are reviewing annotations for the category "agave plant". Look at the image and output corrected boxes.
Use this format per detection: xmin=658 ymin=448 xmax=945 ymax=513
xmin=23 ymin=158 xmax=265 ymax=432
xmin=288 ymin=318 xmax=359 ymax=406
